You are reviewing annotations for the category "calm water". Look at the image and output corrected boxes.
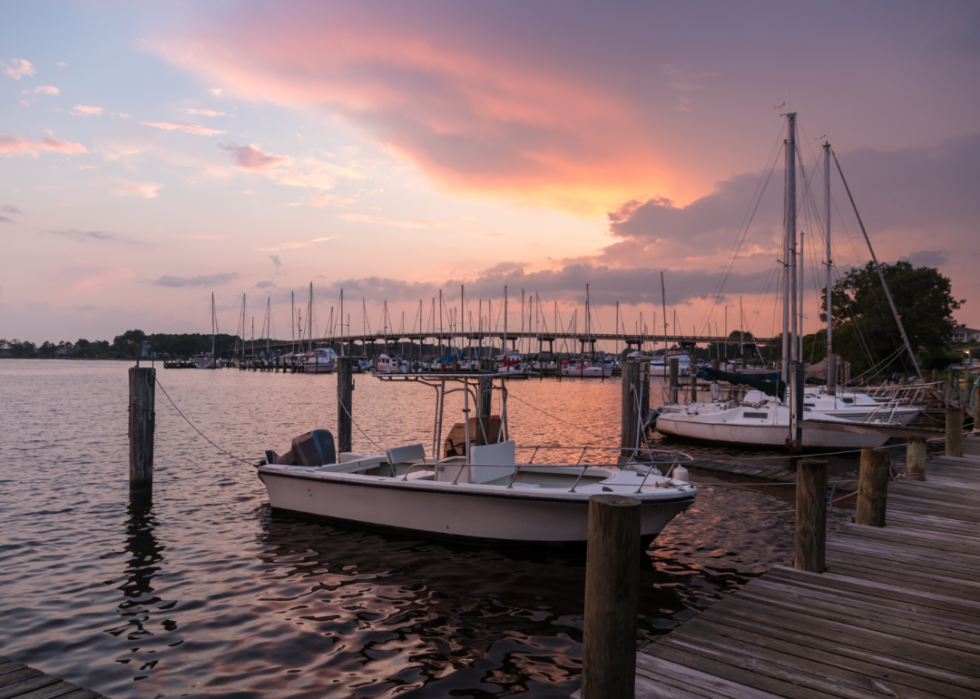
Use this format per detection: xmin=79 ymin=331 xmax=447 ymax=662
xmin=0 ymin=360 xmax=854 ymax=698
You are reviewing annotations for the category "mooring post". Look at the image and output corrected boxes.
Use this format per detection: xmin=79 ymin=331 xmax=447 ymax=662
xmin=966 ymin=373 xmax=975 ymax=413
xmin=668 ymin=357 xmax=679 ymax=404
xmin=690 ymin=368 xmax=697 ymax=403
xmin=620 ymin=360 xmax=639 ymax=462
xmin=337 ymin=356 xmax=353 ymax=454
xmin=974 ymin=376 xmax=980 ymax=433
xmin=794 ymin=459 xmax=828 ymax=573
xmin=128 ymin=366 xmax=155 ymax=498
xmin=582 ymin=494 xmax=640 ymax=699
xmin=946 ymin=405 xmax=963 ymax=458
xmin=906 ymin=437 xmax=927 ymax=480
xmin=478 ymin=362 xmax=493 ymax=422
xmin=639 ymin=361 xmax=650 ymax=428
xmin=856 ymin=448 xmax=890 ymax=527
xmin=931 ymin=368 xmax=938 ymax=386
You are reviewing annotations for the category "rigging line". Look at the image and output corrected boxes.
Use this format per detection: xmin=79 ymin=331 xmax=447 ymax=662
xmin=155 ymin=378 xmax=256 ymax=466
xmin=337 ymin=395 xmax=387 ymax=453
xmin=696 ymin=126 xmax=785 ymax=336
xmin=507 ymin=392 xmax=606 ymax=440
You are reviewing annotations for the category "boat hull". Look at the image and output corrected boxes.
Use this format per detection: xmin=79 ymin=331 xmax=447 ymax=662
xmin=656 ymin=412 xmax=889 ymax=449
xmin=258 ymin=471 xmax=694 ymax=544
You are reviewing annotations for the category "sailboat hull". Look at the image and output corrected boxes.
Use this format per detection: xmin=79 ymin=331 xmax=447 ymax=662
xmin=656 ymin=405 xmax=889 ymax=449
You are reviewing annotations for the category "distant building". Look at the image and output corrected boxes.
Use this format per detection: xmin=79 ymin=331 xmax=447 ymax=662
xmin=54 ymin=343 xmax=74 ymax=358
xmin=951 ymin=324 xmax=980 ymax=343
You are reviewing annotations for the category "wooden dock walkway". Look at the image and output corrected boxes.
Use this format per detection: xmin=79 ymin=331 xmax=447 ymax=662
xmin=609 ymin=436 xmax=980 ymax=698
xmin=0 ymin=656 xmax=109 ymax=699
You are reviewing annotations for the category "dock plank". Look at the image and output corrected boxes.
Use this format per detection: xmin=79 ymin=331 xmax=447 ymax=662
xmin=0 ymin=658 xmax=107 ymax=699
xmin=610 ymin=439 xmax=980 ymax=699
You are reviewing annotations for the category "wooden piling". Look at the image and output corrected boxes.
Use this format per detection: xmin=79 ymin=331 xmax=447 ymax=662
xmin=974 ymin=376 xmax=980 ymax=433
xmin=639 ymin=361 xmax=650 ymax=428
xmin=337 ymin=357 xmax=353 ymax=454
xmin=128 ymin=366 xmax=155 ymax=497
xmin=906 ymin=437 xmax=927 ymax=480
xmin=946 ymin=405 xmax=963 ymax=458
xmin=582 ymin=494 xmax=640 ymax=699
xmin=621 ymin=360 xmax=640 ymax=461
xmin=794 ymin=459 xmax=827 ymax=573
xmin=856 ymin=448 xmax=890 ymax=527
xmin=478 ymin=373 xmax=493 ymax=419
xmin=668 ymin=357 xmax=679 ymax=404
xmin=689 ymin=369 xmax=697 ymax=402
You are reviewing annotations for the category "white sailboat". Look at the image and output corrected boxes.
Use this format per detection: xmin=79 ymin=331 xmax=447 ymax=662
xmin=655 ymin=114 xmax=896 ymax=449
xmin=193 ymin=292 xmax=219 ymax=369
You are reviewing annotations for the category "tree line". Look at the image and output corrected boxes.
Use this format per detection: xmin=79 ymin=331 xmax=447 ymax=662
xmin=0 ymin=330 xmax=247 ymax=360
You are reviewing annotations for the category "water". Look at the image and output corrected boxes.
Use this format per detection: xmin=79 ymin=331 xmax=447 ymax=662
xmin=0 ymin=360 xmax=855 ymax=698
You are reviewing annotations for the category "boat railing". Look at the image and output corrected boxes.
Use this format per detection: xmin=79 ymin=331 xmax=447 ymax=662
xmin=511 ymin=445 xmax=693 ymax=493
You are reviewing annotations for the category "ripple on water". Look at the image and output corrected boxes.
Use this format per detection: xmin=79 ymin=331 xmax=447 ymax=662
xmin=0 ymin=360 xmax=854 ymax=697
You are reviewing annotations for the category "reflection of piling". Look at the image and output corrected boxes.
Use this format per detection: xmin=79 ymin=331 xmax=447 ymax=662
xmin=946 ymin=405 xmax=963 ymax=458
xmin=582 ymin=494 xmax=640 ymax=699
xmin=856 ymin=448 xmax=890 ymax=527
xmin=337 ymin=357 xmax=353 ymax=453
xmin=794 ymin=460 xmax=827 ymax=573
xmin=129 ymin=367 xmax=155 ymax=498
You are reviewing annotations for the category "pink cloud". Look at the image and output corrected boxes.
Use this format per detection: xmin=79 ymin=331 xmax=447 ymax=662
xmin=311 ymin=193 xmax=354 ymax=208
xmin=337 ymin=213 xmax=447 ymax=229
xmin=23 ymin=85 xmax=58 ymax=95
xmin=107 ymin=178 xmax=163 ymax=199
xmin=151 ymin=7 xmax=666 ymax=216
xmin=2 ymin=59 xmax=35 ymax=80
xmin=0 ymin=135 xmax=88 ymax=157
xmin=72 ymin=105 xmax=102 ymax=116
xmin=140 ymin=121 xmax=226 ymax=136
xmin=219 ymin=143 xmax=292 ymax=171
xmin=187 ymin=108 xmax=225 ymax=116
xmin=62 ymin=266 xmax=136 ymax=295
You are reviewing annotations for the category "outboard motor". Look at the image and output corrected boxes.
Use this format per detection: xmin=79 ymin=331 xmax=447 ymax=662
xmin=292 ymin=429 xmax=337 ymax=467
xmin=266 ymin=429 xmax=336 ymax=466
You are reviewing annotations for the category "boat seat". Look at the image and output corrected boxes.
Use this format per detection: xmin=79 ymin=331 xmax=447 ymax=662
xmin=386 ymin=443 xmax=427 ymax=465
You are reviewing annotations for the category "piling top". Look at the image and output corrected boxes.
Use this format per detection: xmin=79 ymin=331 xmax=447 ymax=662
xmin=589 ymin=494 xmax=641 ymax=508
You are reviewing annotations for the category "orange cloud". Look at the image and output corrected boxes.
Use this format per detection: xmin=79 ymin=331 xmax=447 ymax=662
xmin=0 ymin=135 xmax=88 ymax=157
xmin=141 ymin=121 xmax=226 ymax=136
xmin=151 ymin=7 xmax=671 ymax=217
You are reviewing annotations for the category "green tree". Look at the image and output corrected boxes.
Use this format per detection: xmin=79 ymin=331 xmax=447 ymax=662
xmin=821 ymin=262 xmax=962 ymax=375
xmin=112 ymin=329 xmax=147 ymax=359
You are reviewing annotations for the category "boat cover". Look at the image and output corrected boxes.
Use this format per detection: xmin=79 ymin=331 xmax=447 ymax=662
xmin=700 ymin=367 xmax=787 ymax=399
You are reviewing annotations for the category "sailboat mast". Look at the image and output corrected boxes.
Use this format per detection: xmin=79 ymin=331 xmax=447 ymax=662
xmin=211 ymin=292 xmax=216 ymax=366
xmin=266 ymin=297 xmax=270 ymax=358
xmin=660 ymin=271 xmax=668 ymax=353
xmin=788 ymin=114 xmax=798 ymax=366
xmin=799 ymin=230 xmax=805 ymax=361
xmin=340 ymin=289 xmax=344 ymax=357
xmin=824 ymin=142 xmax=836 ymax=391
xmin=503 ymin=286 xmax=508 ymax=354
xmin=291 ymin=292 xmax=295 ymax=355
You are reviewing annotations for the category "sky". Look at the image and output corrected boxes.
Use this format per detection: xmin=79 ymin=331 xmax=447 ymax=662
xmin=2 ymin=0 xmax=979 ymax=347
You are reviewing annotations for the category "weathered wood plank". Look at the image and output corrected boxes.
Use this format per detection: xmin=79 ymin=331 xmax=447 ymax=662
xmin=636 ymin=654 xmax=784 ymax=699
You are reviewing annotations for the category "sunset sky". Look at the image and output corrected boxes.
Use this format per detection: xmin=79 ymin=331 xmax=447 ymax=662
xmin=3 ymin=1 xmax=979 ymax=347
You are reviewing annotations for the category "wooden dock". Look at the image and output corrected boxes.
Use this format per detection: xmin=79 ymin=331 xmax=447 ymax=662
xmin=0 ymin=656 xmax=109 ymax=699
xmin=585 ymin=435 xmax=980 ymax=698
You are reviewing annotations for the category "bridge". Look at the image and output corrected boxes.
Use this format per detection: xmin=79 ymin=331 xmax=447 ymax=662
xmin=236 ymin=331 xmax=769 ymax=356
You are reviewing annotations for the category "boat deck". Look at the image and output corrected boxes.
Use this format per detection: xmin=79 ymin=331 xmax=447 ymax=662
xmin=578 ymin=435 xmax=980 ymax=698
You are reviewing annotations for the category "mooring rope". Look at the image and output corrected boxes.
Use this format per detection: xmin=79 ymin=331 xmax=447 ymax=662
xmin=155 ymin=379 xmax=256 ymax=466
xmin=337 ymin=397 xmax=387 ymax=453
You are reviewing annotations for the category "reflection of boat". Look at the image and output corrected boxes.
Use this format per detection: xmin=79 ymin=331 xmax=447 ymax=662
xmin=258 ymin=372 xmax=697 ymax=544
xmin=304 ymin=347 xmax=337 ymax=374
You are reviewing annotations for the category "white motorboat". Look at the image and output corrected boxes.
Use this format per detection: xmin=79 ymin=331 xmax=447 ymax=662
xmin=560 ymin=361 xmax=612 ymax=378
xmin=192 ymin=353 xmax=217 ymax=369
xmin=649 ymin=354 xmax=691 ymax=377
xmin=374 ymin=353 xmax=407 ymax=373
xmin=258 ymin=373 xmax=697 ymax=544
xmin=304 ymin=347 xmax=337 ymax=374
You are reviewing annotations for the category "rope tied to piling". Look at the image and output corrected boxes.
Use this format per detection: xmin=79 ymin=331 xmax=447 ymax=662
xmin=154 ymin=378 xmax=256 ymax=466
